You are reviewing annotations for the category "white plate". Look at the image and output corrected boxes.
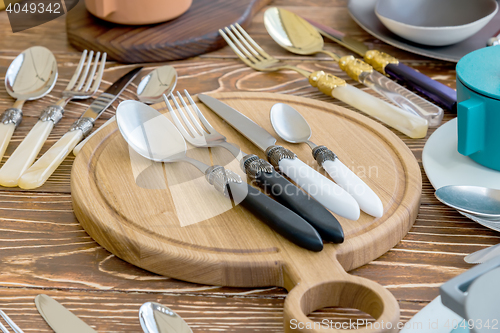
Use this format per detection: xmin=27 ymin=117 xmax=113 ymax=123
xmin=422 ymin=118 xmax=500 ymax=190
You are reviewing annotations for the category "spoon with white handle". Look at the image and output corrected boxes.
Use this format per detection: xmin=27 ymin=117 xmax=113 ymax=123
xmin=465 ymin=243 xmax=500 ymax=264
xmin=0 ymin=46 xmax=58 ymax=162
xmin=139 ymin=302 xmax=192 ymax=333
xmin=72 ymin=65 xmax=177 ymax=156
xmin=270 ymin=103 xmax=384 ymax=218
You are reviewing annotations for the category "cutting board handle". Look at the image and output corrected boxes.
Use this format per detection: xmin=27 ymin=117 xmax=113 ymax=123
xmin=283 ymin=254 xmax=399 ymax=332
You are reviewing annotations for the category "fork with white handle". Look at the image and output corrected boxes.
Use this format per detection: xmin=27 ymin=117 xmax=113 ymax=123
xmin=165 ymin=90 xmax=344 ymax=243
xmin=0 ymin=310 xmax=24 ymax=333
xmin=220 ymin=23 xmax=428 ymax=138
xmin=0 ymin=50 xmax=106 ymax=187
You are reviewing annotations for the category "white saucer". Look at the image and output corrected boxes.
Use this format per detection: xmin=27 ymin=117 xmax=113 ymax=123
xmin=422 ymin=118 xmax=500 ymax=190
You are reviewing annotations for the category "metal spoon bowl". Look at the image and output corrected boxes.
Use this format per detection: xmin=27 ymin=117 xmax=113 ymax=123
xmin=116 ymin=100 xmax=186 ymax=163
xmin=435 ymin=185 xmax=500 ymax=218
xmin=137 ymin=65 xmax=177 ymax=104
xmin=270 ymin=102 xmax=316 ymax=148
xmin=139 ymin=302 xmax=192 ymax=333
xmin=5 ymin=46 xmax=58 ymax=101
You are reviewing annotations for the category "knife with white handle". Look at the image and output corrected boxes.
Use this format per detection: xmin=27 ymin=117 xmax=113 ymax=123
xmin=198 ymin=94 xmax=360 ymax=220
xmin=35 ymin=294 xmax=97 ymax=333
xmin=18 ymin=67 xmax=142 ymax=189
xmin=465 ymin=243 xmax=500 ymax=264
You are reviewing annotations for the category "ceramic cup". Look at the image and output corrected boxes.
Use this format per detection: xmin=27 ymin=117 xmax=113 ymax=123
xmin=85 ymin=0 xmax=192 ymax=25
xmin=456 ymin=46 xmax=500 ymax=171
xmin=441 ymin=256 xmax=500 ymax=333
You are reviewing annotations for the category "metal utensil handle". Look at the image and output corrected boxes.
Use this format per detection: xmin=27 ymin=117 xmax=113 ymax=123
xmin=385 ymin=62 xmax=457 ymax=112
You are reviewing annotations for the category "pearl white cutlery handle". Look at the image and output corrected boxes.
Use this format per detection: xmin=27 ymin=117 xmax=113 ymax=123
xmin=277 ymin=157 xmax=360 ymax=220
xmin=0 ymin=120 xmax=55 ymax=187
xmin=309 ymin=72 xmax=428 ymax=138
xmin=18 ymin=130 xmax=84 ymax=189
xmin=322 ymin=158 xmax=383 ymax=218
xmin=0 ymin=123 xmax=16 ymax=163
xmin=73 ymin=116 xmax=115 ymax=156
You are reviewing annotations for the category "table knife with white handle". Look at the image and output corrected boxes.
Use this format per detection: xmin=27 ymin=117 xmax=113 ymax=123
xmin=198 ymin=94 xmax=360 ymax=220
xmin=35 ymin=294 xmax=97 ymax=333
xmin=18 ymin=67 xmax=142 ymax=189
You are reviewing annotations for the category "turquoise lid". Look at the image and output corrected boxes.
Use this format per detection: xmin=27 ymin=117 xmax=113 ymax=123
xmin=457 ymin=46 xmax=500 ymax=100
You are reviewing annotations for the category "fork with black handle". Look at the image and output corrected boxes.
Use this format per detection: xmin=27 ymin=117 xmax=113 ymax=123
xmin=165 ymin=90 xmax=344 ymax=244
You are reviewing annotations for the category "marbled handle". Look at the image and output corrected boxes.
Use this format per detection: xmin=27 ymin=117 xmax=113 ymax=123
xmin=385 ymin=62 xmax=457 ymax=112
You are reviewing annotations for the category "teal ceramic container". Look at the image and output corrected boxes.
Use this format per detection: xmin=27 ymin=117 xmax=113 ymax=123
xmin=456 ymin=46 xmax=500 ymax=171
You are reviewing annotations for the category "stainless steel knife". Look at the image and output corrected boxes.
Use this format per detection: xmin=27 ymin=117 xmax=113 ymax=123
xmin=198 ymin=94 xmax=360 ymax=221
xmin=305 ymin=18 xmax=457 ymax=112
xmin=18 ymin=67 xmax=142 ymax=189
xmin=35 ymin=294 xmax=97 ymax=333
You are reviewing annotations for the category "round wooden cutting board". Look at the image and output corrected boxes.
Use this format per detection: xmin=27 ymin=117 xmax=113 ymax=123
xmin=72 ymin=92 xmax=421 ymax=332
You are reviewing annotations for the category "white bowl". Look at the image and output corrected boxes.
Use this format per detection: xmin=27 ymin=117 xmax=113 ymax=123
xmin=375 ymin=0 xmax=498 ymax=46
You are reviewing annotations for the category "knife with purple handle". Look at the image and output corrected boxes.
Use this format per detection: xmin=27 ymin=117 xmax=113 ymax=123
xmin=306 ymin=18 xmax=457 ymax=112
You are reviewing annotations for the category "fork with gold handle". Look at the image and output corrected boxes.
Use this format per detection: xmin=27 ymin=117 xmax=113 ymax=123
xmin=220 ymin=23 xmax=428 ymax=139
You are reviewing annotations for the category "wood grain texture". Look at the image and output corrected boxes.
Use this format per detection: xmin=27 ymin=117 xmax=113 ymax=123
xmin=66 ymin=0 xmax=271 ymax=63
xmin=0 ymin=0 xmax=488 ymax=331
xmin=72 ymin=92 xmax=421 ymax=331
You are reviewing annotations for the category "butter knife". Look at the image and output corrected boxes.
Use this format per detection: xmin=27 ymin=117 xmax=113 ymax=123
xmin=18 ymin=67 xmax=142 ymax=189
xmin=305 ymin=18 xmax=457 ymax=112
xmin=198 ymin=94 xmax=360 ymax=221
xmin=35 ymin=294 xmax=97 ymax=333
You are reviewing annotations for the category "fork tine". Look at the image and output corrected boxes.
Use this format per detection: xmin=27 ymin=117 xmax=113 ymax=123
xmin=171 ymin=92 xmax=202 ymax=137
xmin=75 ymin=50 xmax=94 ymax=91
xmin=163 ymin=94 xmax=196 ymax=140
xmin=183 ymin=90 xmax=216 ymax=133
xmin=234 ymin=23 xmax=274 ymax=60
xmin=177 ymin=91 xmax=205 ymax=134
xmin=65 ymin=50 xmax=88 ymax=91
xmin=229 ymin=24 xmax=265 ymax=61
xmin=83 ymin=51 xmax=100 ymax=92
xmin=219 ymin=29 xmax=254 ymax=68
xmin=89 ymin=52 xmax=107 ymax=94
xmin=0 ymin=310 xmax=24 ymax=333
xmin=223 ymin=27 xmax=259 ymax=64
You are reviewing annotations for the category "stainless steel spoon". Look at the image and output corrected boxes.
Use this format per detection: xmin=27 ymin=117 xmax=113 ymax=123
xmin=72 ymin=65 xmax=177 ymax=155
xmin=139 ymin=302 xmax=192 ymax=333
xmin=435 ymin=185 xmax=500 ymax=218
xmin=1 ymin=46 xmax=58 ymax=161
xmin=270 ymin=103 xmax=384 ymax=218
xmin=263 ymin=7 xmax=443 ymax=126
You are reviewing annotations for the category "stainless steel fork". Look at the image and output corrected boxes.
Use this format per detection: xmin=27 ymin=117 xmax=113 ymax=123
xmin=220 ymin=24 xmax=428 ymax=138
xmin=0 ymin=50 xmax=107 ymax=187
xmin=165 ymin=90 xmax=241 ymax=159
xmin=164 ymin=90 xmax=345 ymax=244
xmin=0 ymin=310 xmax=24 ymax=333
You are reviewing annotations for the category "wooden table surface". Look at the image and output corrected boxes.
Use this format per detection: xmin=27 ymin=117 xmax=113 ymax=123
xmin=0 ymin=0 xmax=495 ymax=332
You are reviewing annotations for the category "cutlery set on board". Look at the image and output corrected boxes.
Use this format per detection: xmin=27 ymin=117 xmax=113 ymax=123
xmin=2 ymin=2 xmax=500 ymax=332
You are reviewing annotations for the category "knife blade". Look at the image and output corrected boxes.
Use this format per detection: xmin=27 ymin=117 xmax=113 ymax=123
xmin=18 ymin=67 xmax=142 ymax=189
xmin=305 ymin=18 xmax=457 ymax=112
xmin=198 ymin=94 xmax=360 ymax=220
xmin=35 ymin=294 xmax=97 ymax=333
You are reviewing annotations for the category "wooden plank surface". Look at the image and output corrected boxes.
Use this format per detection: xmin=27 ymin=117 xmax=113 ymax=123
xmin=0 ymin=0 xmax=491 ymax=332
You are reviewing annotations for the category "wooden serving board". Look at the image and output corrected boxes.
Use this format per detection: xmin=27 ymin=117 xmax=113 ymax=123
xmin=65 ymin=0 xmax=271 ymax=63
xmin=72 ymin=92 xmax=421 ymax=332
